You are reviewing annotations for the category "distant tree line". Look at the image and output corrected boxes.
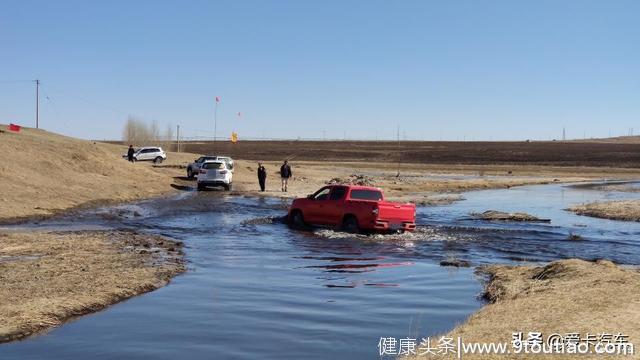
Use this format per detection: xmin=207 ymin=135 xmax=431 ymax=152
xmin=122 ymin=116 xmax=174 ymax=150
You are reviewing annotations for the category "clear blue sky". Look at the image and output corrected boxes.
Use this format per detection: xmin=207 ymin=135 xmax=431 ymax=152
xmin=1 ymin=0 xmax=639 ymax=141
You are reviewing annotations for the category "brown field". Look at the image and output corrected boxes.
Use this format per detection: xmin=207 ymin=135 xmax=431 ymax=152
xmin=107 ymin=139 xmax=640 ymax=168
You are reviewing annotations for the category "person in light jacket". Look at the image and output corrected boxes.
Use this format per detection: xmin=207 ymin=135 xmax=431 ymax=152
xmin=280 ymin=160 xmax=292 ymax=192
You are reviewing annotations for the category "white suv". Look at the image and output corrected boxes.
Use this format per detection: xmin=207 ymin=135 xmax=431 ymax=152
xmin=187 ymin=155 xmax=234 ymax=178
xmin=124 ymin=147 xmax=167 ymax=163
xmin=197 ymin=160 xmax=233 ymax=191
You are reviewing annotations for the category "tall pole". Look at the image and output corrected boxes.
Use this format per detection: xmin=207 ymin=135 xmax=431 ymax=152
xmin=213 ymin=98 xmax=219 ymax=153
xmin=396 ymin=124 xmax=401 ymax=177
xmin=35 ymin=79 xmax=40 ymax=129
xmin=176 ymin=125 xmax=180 ymax=152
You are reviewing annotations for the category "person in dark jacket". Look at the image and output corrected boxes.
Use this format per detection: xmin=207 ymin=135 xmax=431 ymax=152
xmin=257 ymin=162 xmax=267 ymax=192
xmin=280 ymin=160 xmax=292 ymax=192
xmin=127 ymin=145 xmax=135 ymax=162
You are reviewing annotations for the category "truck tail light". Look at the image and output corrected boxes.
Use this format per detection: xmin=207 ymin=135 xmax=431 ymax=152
xmin=219 ymin=170 xmax=228 ymax=174
xmin=199 ymin=169 xmax=207 ymax=174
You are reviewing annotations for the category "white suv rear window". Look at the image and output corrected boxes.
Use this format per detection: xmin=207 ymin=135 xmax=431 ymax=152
xmin=202 ymin=162 xmax=224 ymax=170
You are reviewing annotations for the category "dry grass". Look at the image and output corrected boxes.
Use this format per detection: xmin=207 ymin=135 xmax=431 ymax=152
xmin=570 ymin=200 xmax=640 ymax=222
xmin=0 ymin=125 xmax=194 ymax=221
xmin=406 ymin=259 xmax=640 ymax=359
xmin=0 ymin=230 xmax=185 ymax=343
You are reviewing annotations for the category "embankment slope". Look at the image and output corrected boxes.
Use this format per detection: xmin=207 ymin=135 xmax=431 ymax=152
xmin=0 ymin=125 xmax=192 ymax=220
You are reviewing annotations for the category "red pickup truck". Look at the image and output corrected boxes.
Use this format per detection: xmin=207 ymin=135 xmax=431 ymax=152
xmin=288 ymin=185 xmax=416 ymax=233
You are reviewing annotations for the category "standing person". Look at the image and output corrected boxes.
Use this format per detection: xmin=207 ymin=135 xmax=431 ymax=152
xmin=257 ymin=162 xmax=267 ymax=192
xmin=127 ymin=145 xmax=135 ymax=162
xmin=280 ymin=160 xmax=292 ymax=192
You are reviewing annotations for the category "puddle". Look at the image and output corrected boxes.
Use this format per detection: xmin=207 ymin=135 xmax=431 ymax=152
xmin=1 ymin=181 xmax=640 ymax=359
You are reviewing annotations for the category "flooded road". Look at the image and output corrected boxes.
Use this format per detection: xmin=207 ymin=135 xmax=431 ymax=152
xmin=2 ymin=182 xmax=640 ymax=359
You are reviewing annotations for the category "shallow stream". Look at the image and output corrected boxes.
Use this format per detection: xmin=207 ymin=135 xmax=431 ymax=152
xmin=2 ymin=181 xmax=639 ymax=359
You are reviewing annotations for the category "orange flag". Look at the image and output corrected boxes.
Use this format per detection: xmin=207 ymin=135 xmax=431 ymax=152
xmin=231 ymin=132 xmax=238 ymax=143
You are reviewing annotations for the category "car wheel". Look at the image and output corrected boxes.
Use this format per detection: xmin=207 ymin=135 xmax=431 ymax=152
xmin=154 ymin=157 xmax=163 ymax=164
xmin=197 ymin=183 xmax=206 ymax=191
xmin=289 ymin=210 xmax=306 ymax=229
xmin=225 ymin=183 xmax=233 ymax=191
xmin=342 ymin=216 xmax=360 ymax=234
xmin=187 ymin=168 xmax=193 ymax=179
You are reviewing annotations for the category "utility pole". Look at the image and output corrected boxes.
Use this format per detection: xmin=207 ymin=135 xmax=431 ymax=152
xmin=396 ymin=124 xmax=401 ymax=177
xmin=176 ymin=125 xmax=180 ymax=152
xmin=213 ymin=97 xmax=220 ymax=153
xmin=34 ymin=79 xmax=40 ymax=128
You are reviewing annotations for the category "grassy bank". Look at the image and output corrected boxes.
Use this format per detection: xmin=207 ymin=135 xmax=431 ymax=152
xmin=570 ymin=200 xmax=640 ymax=222
xmin=0 ymin=230 xmax=185 ymax=343
xmin=406 ymin=259 xmax=640 ymax=359
xmin=0 ymin=125 xmax=194 ymax=221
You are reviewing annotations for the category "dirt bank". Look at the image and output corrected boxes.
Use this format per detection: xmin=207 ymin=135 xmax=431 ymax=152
xmin=0 ymin=230 xmax=184 ymax=343
xmin=406 ymin=259 xmax=640 ymax=359
xmin=570 ymin=200 xmax=640 ymax=222
xmin=0 ymin=125 xmax=194 ymax=221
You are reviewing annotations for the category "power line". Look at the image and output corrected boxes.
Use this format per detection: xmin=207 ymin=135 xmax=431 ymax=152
xmin=39 ymin=84 xmax=64 ymax=127
xmin=0 ymin=79 xmax=33 ymax=84
xmin=43 ymin=84 xmax=130 ymax=116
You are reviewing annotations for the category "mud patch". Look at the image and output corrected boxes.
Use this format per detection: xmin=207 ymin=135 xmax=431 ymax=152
xmin=472 ymin=210 xmax=550 ymax=222
xmin=440 ymin=258 xmax=472 ymax=267
xmin=241 ymin=215 xmax=288 ymax=225
xmin=327 ymin=174 xmax=376 ymax=186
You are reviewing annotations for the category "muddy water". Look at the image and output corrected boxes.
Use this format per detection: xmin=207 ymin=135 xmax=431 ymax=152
xmin=2 ymin=182 xmax=640 ymax=359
